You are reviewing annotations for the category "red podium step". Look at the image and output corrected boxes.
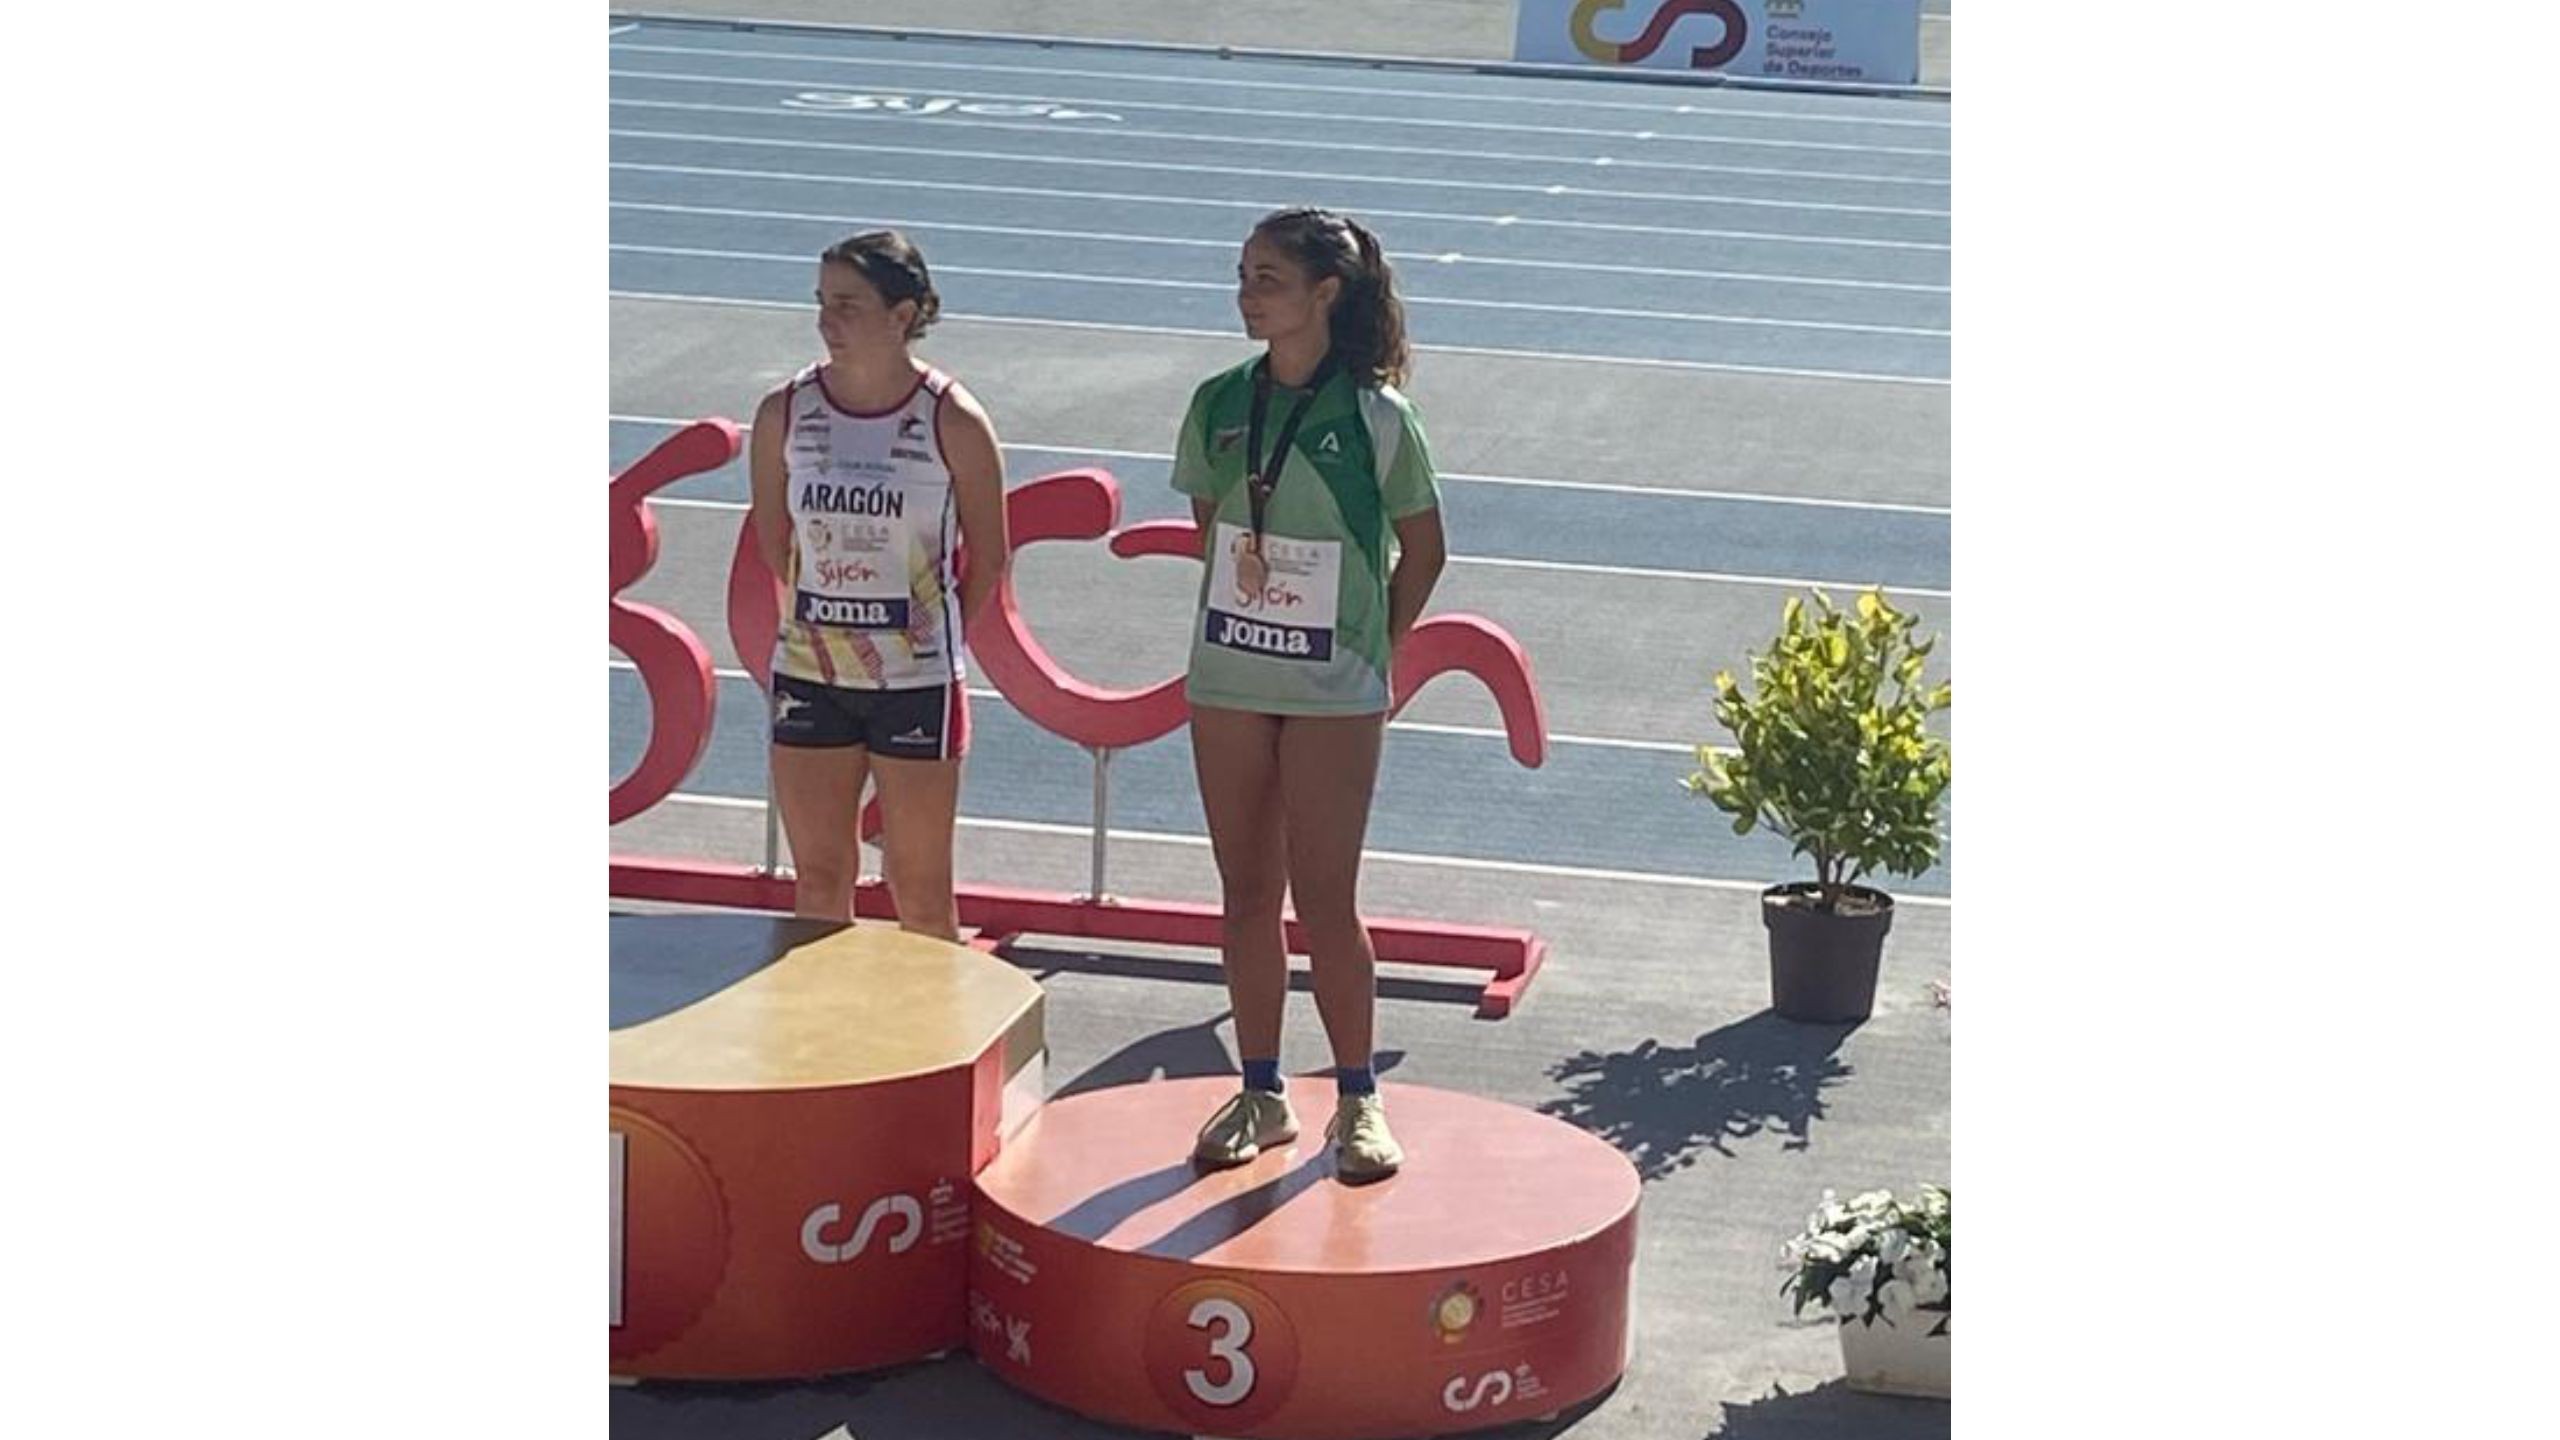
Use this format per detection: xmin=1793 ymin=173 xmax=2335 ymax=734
xmin=966 ymin=1078 xmax=1640 ymax=1438
xmin=610 ymin=914 xmax=1045 ymax=1380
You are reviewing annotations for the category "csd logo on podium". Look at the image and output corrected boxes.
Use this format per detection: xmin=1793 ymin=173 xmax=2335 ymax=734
xmin=1443 ymin=1369 xmax=1517 ymax=1413
xmin=801 ymin=1194 xmax=925 ymax=1264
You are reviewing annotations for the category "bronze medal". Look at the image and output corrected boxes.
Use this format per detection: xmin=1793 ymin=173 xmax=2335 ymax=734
xmin=1234 ymin=528 xmax=1270 ymax=606
xmin=1239 ymin=354 xmax=1338 ymax=600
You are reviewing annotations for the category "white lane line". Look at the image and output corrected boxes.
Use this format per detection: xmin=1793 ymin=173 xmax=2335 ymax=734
xmin=609 ymin=24 xmax=638 ymax=38
xmin=607 ymin=658 xmax=1709 ymax=756
xmin=626 ymin=496 xmax=1949 ymax=598
xmin=608 ymin=141 xmax=1952 ymax=255
xmin=611 ymin=288 xmax=1951 ymax=387
xmin=605 ymin=412 xmax=1951 ymax=516
xmin=608 ymin=64 xmax=1953 ymax=159
xmin=614 ymin=154 xmax=1935 ymax=221
xmin=612 ymin=119 xmax=1945 ymax=196
xmin=604 ymin=40 xmax=1953 ymax=130
xmin=1449 ymin=553 xmax=1946 ymax=598
xmin=610 ymin=197 xmax=1950 ymax=296
xmin=607 ymin=97 xmax=1954 ymax=194
xmin=609 ymin=243 xmax=1951 ymax=341
xmin=636 ymin=793 xmax=1953 ymax=908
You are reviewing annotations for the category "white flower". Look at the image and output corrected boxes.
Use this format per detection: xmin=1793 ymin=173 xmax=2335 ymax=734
xmin=1877 ymin=1277 xmax=1916 ymax=1324
xmin=1826 ymin=1273 xmax=1866 ymax=1317
xmin=1876 ymin=1229 xmax=1910 ymax=1267
xmin=1912 ymin=1265 xmax=1950 ymax=1305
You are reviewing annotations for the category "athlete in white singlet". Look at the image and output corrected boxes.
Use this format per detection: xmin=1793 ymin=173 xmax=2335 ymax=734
xmin=747 ymin=231 xmax=1009 ymax=939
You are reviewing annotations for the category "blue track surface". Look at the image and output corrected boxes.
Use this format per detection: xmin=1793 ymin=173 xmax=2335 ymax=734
xmin=609 ymin=18 xmax=1953 ymax=897
xmin=609 ymin=419 xmax=1951 ymax=593
xmin=608 ymin=668 xmax=1952 ymax=897
xmin=609 ymin=26 xmax=1949 ymax=381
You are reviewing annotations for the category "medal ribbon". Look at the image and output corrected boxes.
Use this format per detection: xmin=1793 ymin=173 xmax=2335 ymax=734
xmin=1244 ymin=352 xmax=1338 ymax=551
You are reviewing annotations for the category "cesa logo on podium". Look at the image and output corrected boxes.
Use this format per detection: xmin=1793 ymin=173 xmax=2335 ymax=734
xmin=799 ymin=1193 xmax=924 ymax=1265
xmin=1505 ymin=1268 xmax=1572 ymax=1305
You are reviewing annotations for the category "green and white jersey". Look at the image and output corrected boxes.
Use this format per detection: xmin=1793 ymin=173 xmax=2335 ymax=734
xmin=1171 ymin=356 xmax=1441 ymax=715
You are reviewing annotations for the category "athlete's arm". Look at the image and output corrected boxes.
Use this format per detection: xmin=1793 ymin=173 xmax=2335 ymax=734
xmin=1385 ymin=508 xmax=1447 ymax=650
xmin=747 ymin=386 xmax=793 ymax=578
xmin=941 ymin=384 xmax=1011 ymax=627
xmin=1191 ymin=497 xmax=1219 ymax=556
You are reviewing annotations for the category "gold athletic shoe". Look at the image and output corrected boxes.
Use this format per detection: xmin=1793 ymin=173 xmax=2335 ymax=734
xmin=1193 ymin=1087 xmax=1300 ymax=1167
xmin=1327 ymin=1092 xmax=1404 ymax=1184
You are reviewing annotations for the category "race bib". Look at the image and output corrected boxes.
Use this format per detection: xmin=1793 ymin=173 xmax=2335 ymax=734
xmin=1204 ymin=523 xmax=1339 ymax=662
xmin=794 ymin=511 xmax=909 ymax=630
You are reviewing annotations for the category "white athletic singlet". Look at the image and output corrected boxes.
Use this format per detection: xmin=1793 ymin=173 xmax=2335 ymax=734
xmin=772 ymin=362 xmax=966 ymax=690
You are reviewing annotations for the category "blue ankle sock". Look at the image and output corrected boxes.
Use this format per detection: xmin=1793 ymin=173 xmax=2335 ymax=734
xmin=1336 ymin=1066 xmax=1376 ymax=1097
xmin=1242 ymin=1058 xmax=1284 ymax=1094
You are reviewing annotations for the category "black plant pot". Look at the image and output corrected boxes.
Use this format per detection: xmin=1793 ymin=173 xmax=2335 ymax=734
xmin=1762 ymin=882 xmax=1895 ymax=1023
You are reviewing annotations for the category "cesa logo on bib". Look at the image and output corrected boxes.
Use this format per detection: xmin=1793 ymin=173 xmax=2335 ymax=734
xmin=1225 ymin=535 xmax=1309 ymax=614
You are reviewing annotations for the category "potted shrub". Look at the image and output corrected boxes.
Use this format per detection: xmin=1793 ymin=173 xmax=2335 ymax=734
xmin=1780 ymin=1184 xmax=1951 ymax=1398
xmin=1686 ymin=588 xmax=1951 ymax=1022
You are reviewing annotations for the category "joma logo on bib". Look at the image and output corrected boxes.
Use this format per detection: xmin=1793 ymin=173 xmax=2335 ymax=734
xmin=1208 ymin=612 xmax=1332 ymax=661
xmin=799 ymin=593 xmax=909 ymax=629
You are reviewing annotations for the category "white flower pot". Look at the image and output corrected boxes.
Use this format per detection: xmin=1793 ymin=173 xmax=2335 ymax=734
xmin=1838 ymin=1311 xmax=1949 ymax=1399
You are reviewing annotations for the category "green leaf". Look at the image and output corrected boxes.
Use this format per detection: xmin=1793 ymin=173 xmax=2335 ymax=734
xmin=1689 ymin=590 xmax=1951 ymax=884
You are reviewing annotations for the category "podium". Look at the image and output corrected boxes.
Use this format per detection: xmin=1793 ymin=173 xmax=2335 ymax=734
xmin=609 ymin=914 xmax=1045 ymax=1379
xmin=608 ymin=919 xmax=1638 ymax=1436
xmin=967 ymin=1077 xmax=1639 ymax=1438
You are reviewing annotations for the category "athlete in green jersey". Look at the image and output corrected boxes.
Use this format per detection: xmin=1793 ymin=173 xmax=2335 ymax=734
xmin=1175 ymin=208 xmax=1448 ymax=1184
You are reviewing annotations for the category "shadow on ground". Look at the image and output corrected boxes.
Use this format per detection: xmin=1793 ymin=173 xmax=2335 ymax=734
xmin=1007 ymin=941 xmax=1487 ymax=1010
xmin=1538 ymin=1011 xmax=1857 ymax=1179
xmin=1041 ymin=981 xmax=1410 ymax=1102
xmin=1703 ymin=1378 xmax=1950 ymax=1438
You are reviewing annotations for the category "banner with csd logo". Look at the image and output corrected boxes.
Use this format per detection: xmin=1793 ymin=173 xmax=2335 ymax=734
xmin=1513 ymin=0 xmax=1922 ymax=85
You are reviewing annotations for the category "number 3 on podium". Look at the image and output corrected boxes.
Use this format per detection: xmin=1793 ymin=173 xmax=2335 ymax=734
xmin=1145 ymin=1279 xmax=1300 ymax=1430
